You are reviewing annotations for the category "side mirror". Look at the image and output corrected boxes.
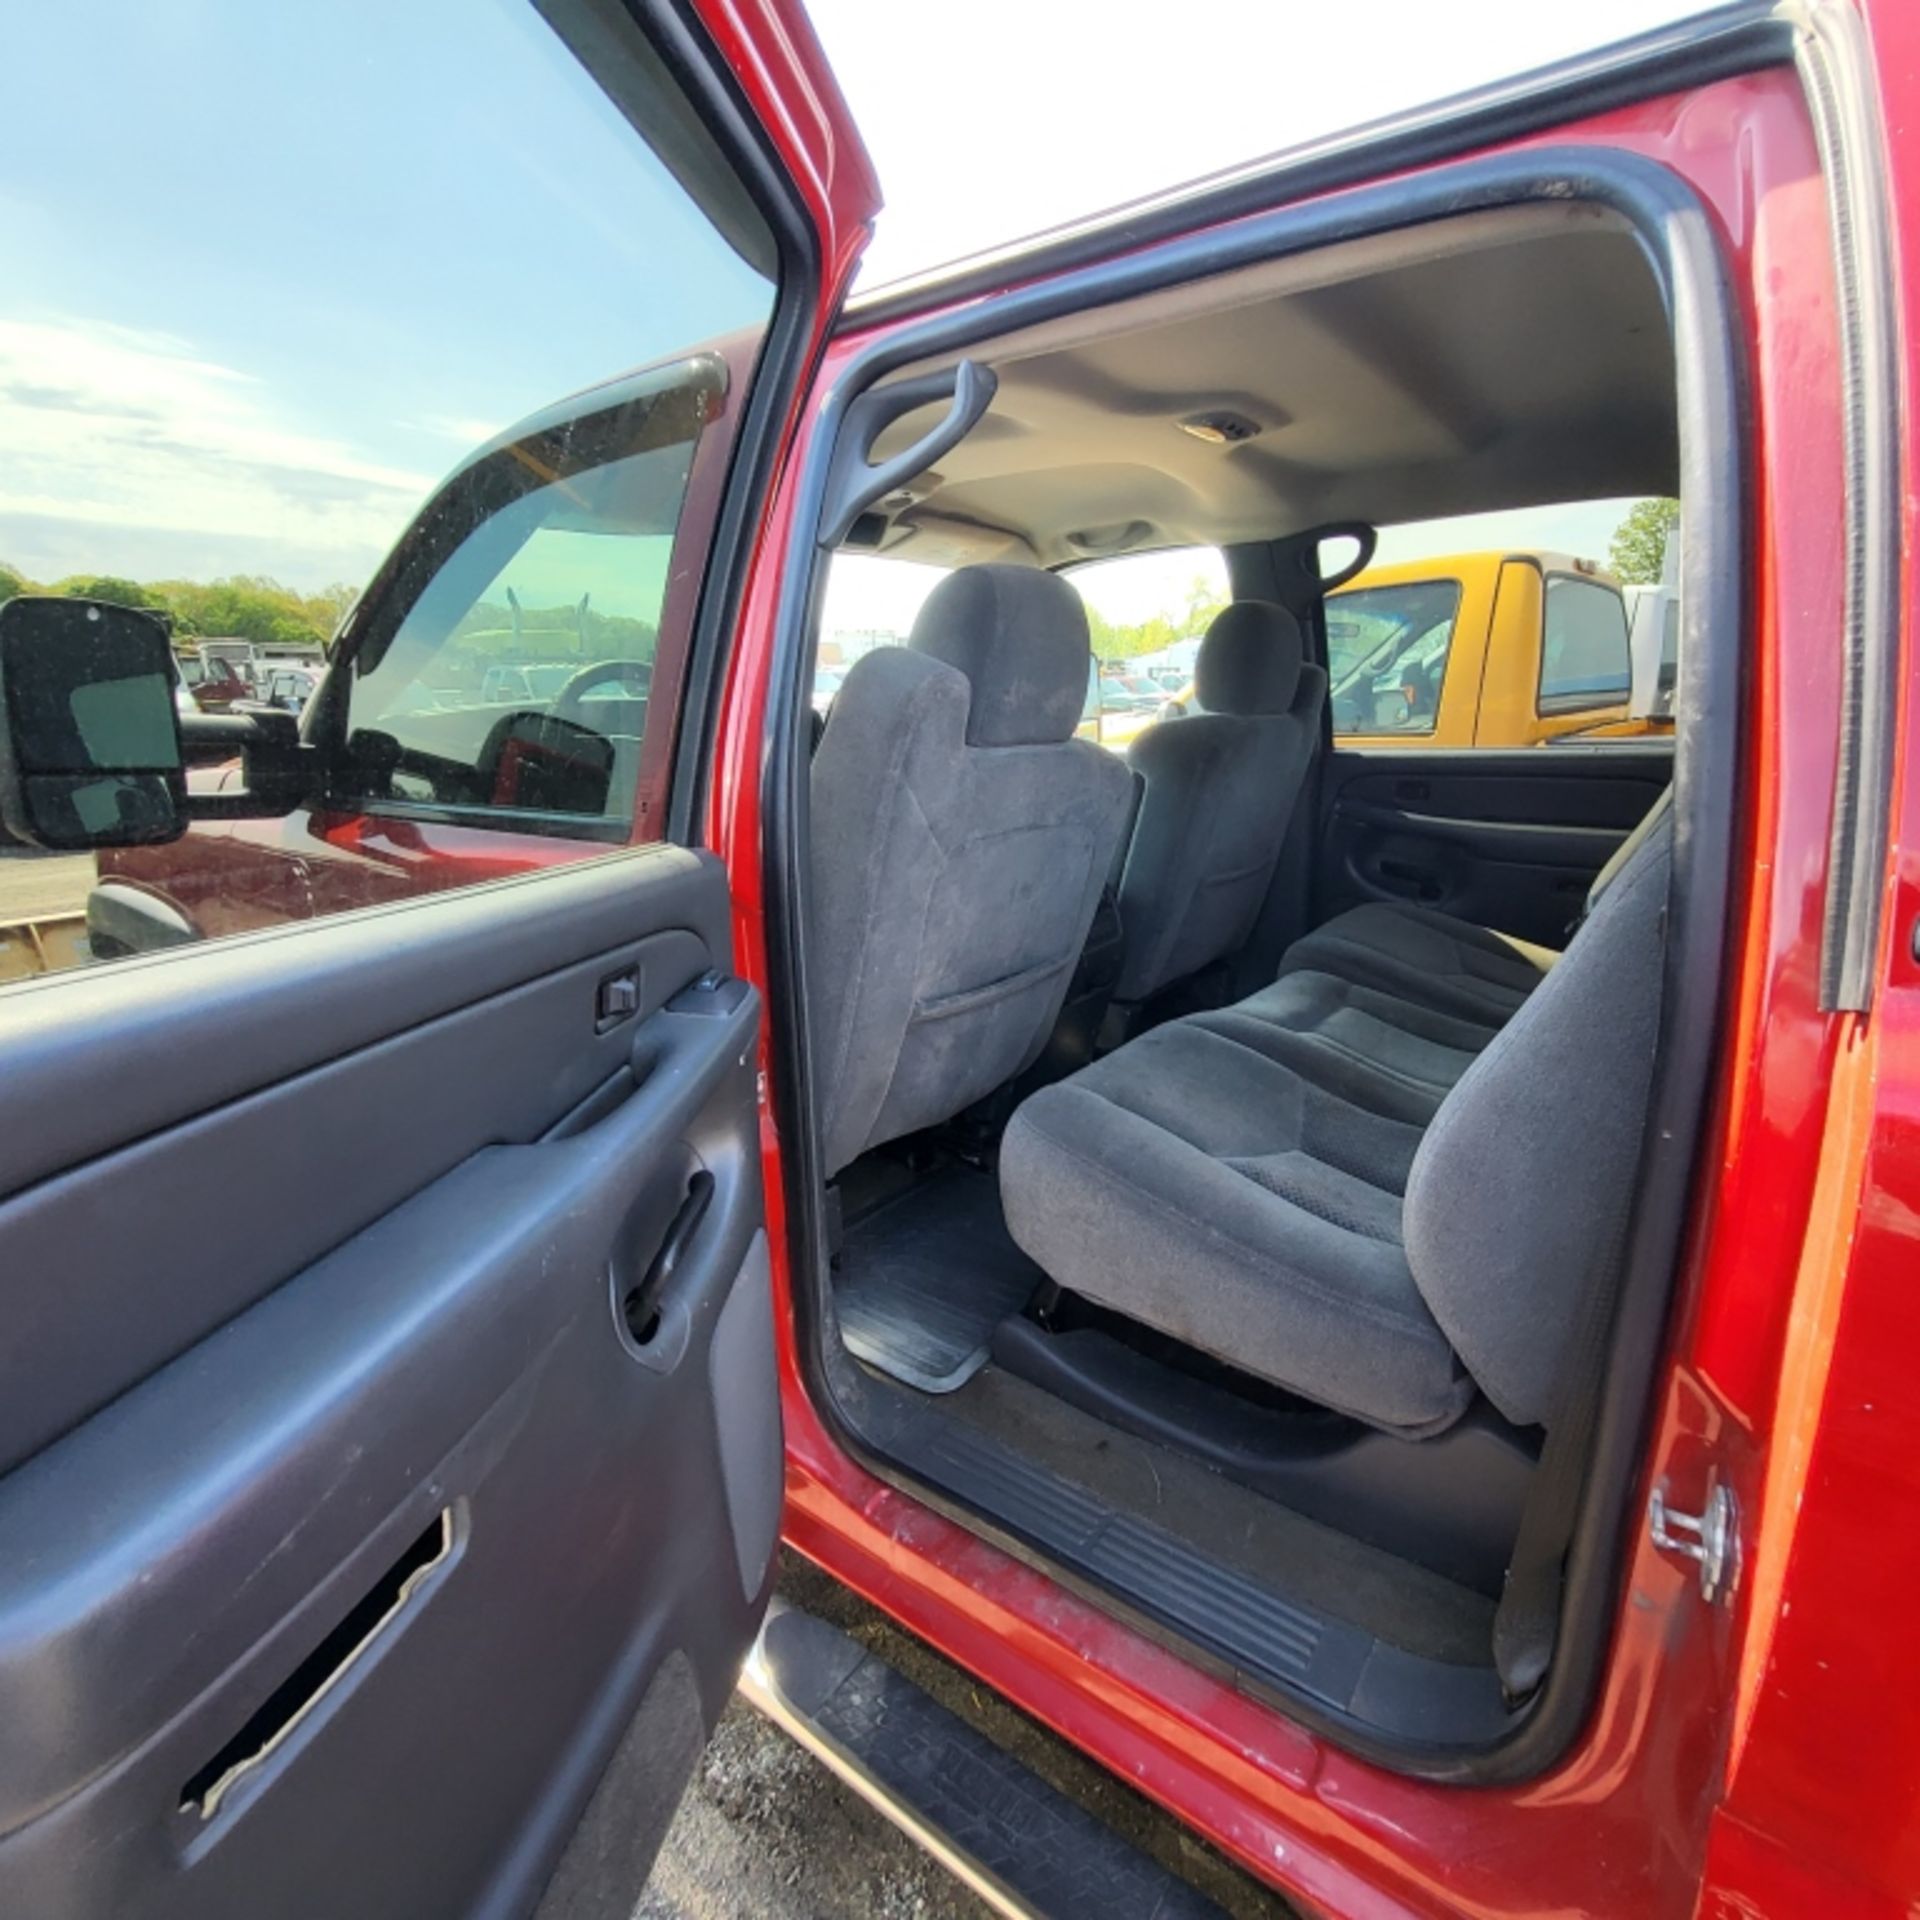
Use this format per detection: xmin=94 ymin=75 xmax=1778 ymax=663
xmin=0 ymin=596 xmax=186 ymax=849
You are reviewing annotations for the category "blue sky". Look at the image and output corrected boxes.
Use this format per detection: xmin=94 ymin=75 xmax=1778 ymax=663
xmin=0 ymin=0 xmax=770 ymax=591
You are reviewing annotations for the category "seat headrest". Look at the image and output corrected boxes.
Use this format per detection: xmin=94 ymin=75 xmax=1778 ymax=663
xmin=1194 ymin=601 xmax=1304 ymax=715
xmin=909 ymin=564 xmax=1090 ymax=747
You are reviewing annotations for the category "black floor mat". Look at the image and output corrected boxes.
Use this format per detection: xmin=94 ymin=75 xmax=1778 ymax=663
xmin=834 ymin=1162 xmax=1042 ymax=1393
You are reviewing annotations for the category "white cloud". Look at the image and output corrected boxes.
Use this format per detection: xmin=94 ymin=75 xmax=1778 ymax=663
xmin=0 ymin=316 xmax=438 ymax=587
xmin=407 ymin=411 xmax=507 ymax=448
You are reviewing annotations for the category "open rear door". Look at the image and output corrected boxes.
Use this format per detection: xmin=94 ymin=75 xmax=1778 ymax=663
xmin=0 ymin=3 xmax=876 ymax=1914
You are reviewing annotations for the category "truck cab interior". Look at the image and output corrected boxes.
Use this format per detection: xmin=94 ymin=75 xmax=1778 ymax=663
xmin=780 ymin=187 xmax=1731 ymax=1769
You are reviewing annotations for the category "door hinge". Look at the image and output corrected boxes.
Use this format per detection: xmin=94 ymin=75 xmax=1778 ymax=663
xmin=1648 ymin=1474 xmax=1739 ymax=1603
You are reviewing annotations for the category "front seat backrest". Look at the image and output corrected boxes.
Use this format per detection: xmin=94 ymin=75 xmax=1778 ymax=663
xmin=1113 ymin=601 xmax=1325 ymax=1005
xmin=810 ymin=565 xmax=1133 ymax=1177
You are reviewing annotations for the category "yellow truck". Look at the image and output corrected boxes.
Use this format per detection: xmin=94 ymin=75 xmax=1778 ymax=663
xmin=1324 ymin=549 xmax=1668 ymax=747
xmin=1075 ymin=662 xmax=1167 ymax=750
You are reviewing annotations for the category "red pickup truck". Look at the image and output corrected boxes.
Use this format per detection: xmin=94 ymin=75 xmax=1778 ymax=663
xmin=0 ymin=3 xmax=1915 ymax=1917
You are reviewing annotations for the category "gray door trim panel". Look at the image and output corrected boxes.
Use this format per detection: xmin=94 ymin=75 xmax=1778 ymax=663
xmin=0 ymin=925 xmax=713 ymax=1474
xmin=0 ymin=991 xmax=769 ymax=1917
xmin=1331 ymin=799 xmax=1630 ymax=867
xmin=0 ymin=843 xmax=731 ymax=1203
xmin=1313 ymin=745 xmax=1675 ymax=942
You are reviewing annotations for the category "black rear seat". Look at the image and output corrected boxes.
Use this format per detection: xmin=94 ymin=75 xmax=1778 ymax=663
xmin=996 ymin=791 xmax=1674 ymax=1437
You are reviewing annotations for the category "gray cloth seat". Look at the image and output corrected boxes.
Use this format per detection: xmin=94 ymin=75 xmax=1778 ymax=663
xmin=1113 ymin=602 xmax=1325 ymax=1005
xmin=1000 ymin=1015 xmax=1470 ymax=1432
xmin=1190 ymin=969 xmax=1501 ymax=1126
xmin=810 ymin=565 xmax=1133 ymax=1178
xmin=1282 ymin=785 xmax=1675 ymax=1030
xmin=1278 ymin=902 xmax=1559 ymax=1029
xmin=999 ymin=795 xmax=1675 ymax=1436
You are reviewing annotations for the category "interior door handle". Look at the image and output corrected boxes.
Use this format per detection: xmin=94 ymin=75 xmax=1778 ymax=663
xmin=621 ymin=1171 xmax=715 ymax=1347
xmin=1377 ymin=858 xmax=1443 ymax=901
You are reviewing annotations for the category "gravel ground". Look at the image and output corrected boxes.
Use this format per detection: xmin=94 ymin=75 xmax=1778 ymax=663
xmin=639 ymin=1690 xmax=985 ymax=1920
xmin=640 ymin=1555 xmax=1295 ymax=1920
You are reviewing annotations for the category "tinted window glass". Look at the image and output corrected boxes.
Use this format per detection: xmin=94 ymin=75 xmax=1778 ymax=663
xmin=1540 ymin=574 xmax=1632 ymax=711
xmin=334 ymin=369 xmax=714 ymax=830
xmin=1327 ymin=580 xmax=1461 ymax=737
xmin=1066 ymin=547 xmax=1227 ymax=750
xmin=0 ymin=0 xmax=777 ymax=983
xmin=815 ymin=553 xmax=952 ymax=715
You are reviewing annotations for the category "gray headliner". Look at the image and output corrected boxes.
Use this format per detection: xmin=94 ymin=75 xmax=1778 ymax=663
xmin=853 ymin=205 xmax=1675 ymax=568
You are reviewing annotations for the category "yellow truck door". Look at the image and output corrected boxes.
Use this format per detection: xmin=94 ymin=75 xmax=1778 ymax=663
xmin=1477 ymin=557 xmax=1644 ymax=745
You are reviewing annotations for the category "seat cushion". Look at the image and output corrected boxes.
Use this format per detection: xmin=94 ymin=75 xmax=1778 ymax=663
xmin=1192 ymin=969 xmax=1501 ymax=1126
xmin=999 ymin=1019 xmax=1473 ymax=1436
xmin=999 ymin=792 xmax=1674 ymax=1437
xmin=1279 ymin=900 xmax=1559 ymax=1026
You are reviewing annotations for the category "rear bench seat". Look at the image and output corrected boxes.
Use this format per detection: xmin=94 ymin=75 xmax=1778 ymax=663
xmin=998 ymin=792 xmax=1673 ymax=1438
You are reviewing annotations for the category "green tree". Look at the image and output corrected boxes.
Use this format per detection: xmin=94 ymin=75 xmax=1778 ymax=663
xmin=58 ymin=573 xmax=163 ymax=611
xmin=14 ymin=564 xmax=358 ymax=647
xmin=1607 ymin=497 xmax=1680 ymax=585
xmin=155 ymin=575 xmax=335 ymax=648
xmin=1084 ymin=604 xmax=1183 ymax=664
xmin=304 ymin=581 xmax=360 ymax=644
xmin=1181 ymin=573 xmax=1228 ymax=638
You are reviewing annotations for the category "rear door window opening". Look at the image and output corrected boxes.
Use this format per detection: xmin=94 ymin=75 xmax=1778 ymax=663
xmin=766 ymin=155 xmax=1740 ymax=1781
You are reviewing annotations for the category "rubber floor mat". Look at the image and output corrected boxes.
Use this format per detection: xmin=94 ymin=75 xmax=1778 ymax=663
xmin=835 ymin=1163 xmax=1043 ymax=1393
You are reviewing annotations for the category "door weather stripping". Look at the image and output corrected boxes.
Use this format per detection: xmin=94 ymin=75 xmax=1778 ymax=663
xmin=1647 ymin=1477 xmax=1739 ymax=1603
xmin=1798 ymin=0 xmax=1902 ymax=1012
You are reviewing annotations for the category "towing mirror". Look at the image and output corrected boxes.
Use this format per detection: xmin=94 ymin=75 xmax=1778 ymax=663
xmin=0 ymin=596 xmax=187 ymax=849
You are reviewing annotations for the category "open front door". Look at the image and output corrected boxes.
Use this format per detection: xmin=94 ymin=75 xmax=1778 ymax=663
xmin=0 ymin=2 xmax=876 ymax=1914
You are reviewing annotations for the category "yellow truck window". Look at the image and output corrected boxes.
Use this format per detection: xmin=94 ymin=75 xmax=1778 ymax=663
xmin=1327 ymin=580 xmax=1462 ymax=737
xmin=1539 ymin=573 xmax=1633 ymax=713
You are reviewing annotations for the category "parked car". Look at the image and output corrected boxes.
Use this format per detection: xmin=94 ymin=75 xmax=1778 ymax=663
xmin=1075 ymin=660 xmax=1167 ymax=748
xmin=175 ymin=651 xmax=252 ymax=712
xmin=1101 ymin=668 xmax=1163 ymax=707
xmin=3 ymin=5 xmax=1915 ymax=1919
xmin=258 ymin=664 xmax=322 ymax=715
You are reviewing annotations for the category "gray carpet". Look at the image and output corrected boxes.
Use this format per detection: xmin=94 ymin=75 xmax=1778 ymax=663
xmin=835 ymin=1164 xmax=1044 ymax=1392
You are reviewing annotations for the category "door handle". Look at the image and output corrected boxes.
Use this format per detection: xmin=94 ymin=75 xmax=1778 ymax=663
xmin=621 ymin=1171 xmax=715 ymax=1347
xmin=1376 ymin=857 xmax=1443 ymax=902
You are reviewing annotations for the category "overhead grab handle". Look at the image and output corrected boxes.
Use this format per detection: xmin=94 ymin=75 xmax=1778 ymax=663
xmin=818 ymin=359 xmax=998 ymax=548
